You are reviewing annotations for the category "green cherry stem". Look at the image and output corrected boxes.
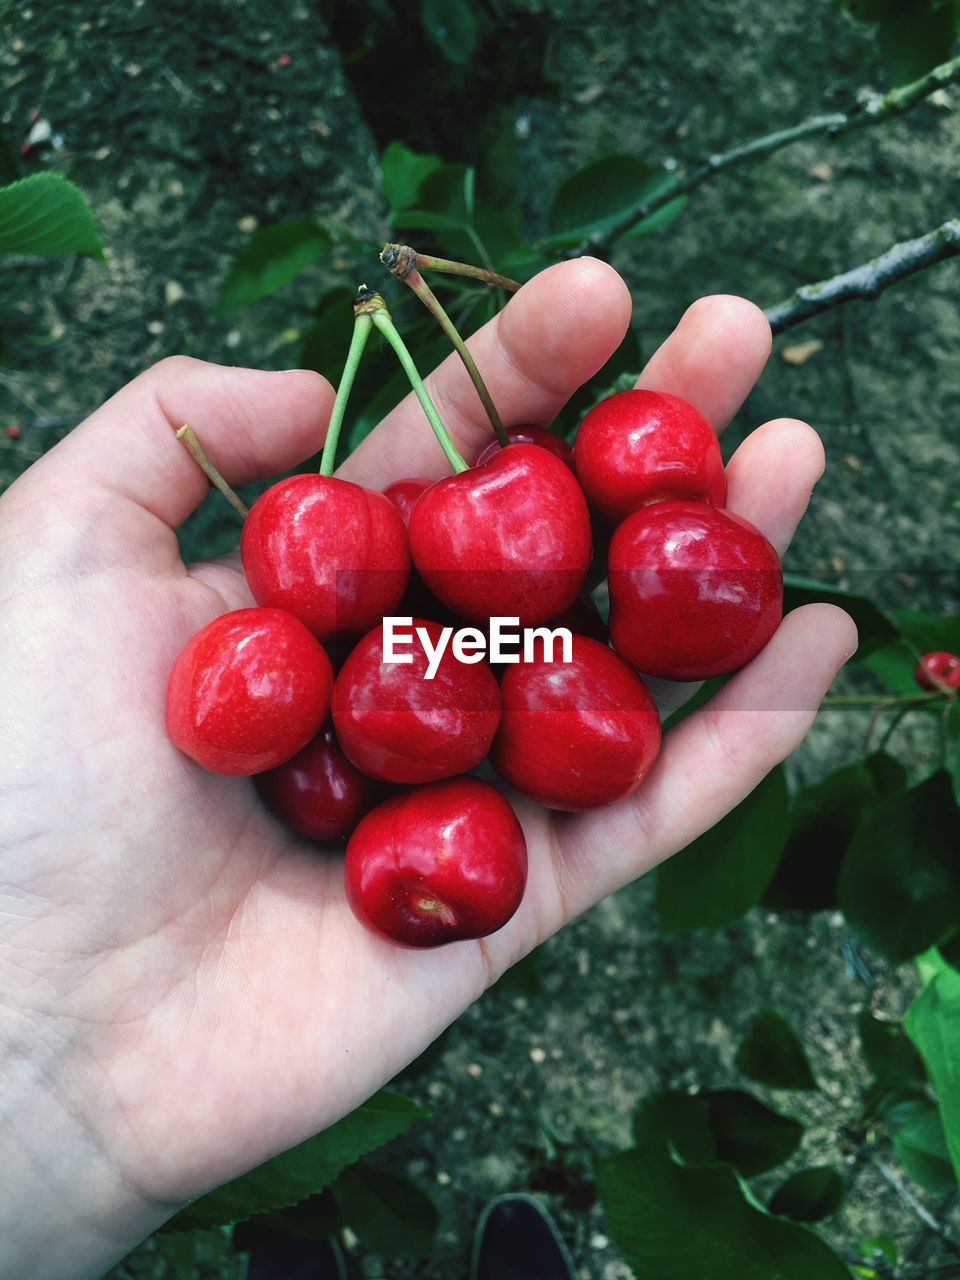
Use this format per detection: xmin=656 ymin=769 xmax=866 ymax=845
xmin=381 ymin=242 xmax=520 ymax=293
xmin=319 ymin=302 xmax=374 ymax=477
xmin=368 ymin=298 xmax=469 ymax=475
xmin=175 ymin=425 xmax=249 ymax=519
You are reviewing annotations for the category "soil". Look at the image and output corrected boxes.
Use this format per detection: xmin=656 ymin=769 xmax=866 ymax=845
xmin=2 ymin=0 xmax=958 ymax=1276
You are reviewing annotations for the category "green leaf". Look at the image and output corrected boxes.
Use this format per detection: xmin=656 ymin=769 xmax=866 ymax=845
xmin=904 ymin=955 xmax=960 ymax=1184
xmin=783 ymin=577 xmax=898 ymax=658
xmin=380 ymin=142 xmax=443 ymax=213
xmin=331 ymin=1164 xmax=438 ymax=1259
xmin=862 ymin=642 xmax=919 ymax=695
xmin=858 ymin=1010 xmax=924 ymax=1086
xmin=876 ymin=0 xmax=956 ymax=83
xmin=632 ymin=1092 xmax=718 ymax=1165
xmin=736 ymin=1012 xmax=818 ymax=1091
xmin=839 ymin=772 xmax=960 ymax=964
xmin=862 ymin=751 xmax=908 ymax=796
xmin=231 ymin=1191 xmax=341 ymax=1250
xmin=165 ymin=1091 xmax=427 ymax=1231
xmin=547 ymin=155 xmax=685 ymax=247
xmin=0 ymin=173 xmax=103 ymax=259
xmin=768 ymin=1167 xmax=844 ymax=1222
xmin=594 ymin=1144 xmax=851 ymax=1280
xmin=893 ymin=1106 xmax=956 ymax=1194
xmin=658 ymin=767 xmax=789 ymax=932
xmin=216 ymin=220 xmax=330 ymax=313
xmin=705 ymin=1090 xmax=804 ymax=1177
xmin=420 ymin=0 xmax=478 ymax=64
xmin=764 ymin=763 xmax=880 ymax=913
xmin=895 ymin=609 xmax=960 ymax=656
xmin=857 ymin=1236 xmax=898 ymax=1268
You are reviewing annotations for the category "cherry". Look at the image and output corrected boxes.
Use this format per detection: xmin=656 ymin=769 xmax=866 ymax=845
xmin=241 ymin=474 xmax=410 ymax=642
xmin=914 ymin=651 xmax=960 ymax=692
xmin=608 ymin=501 xmax=782 ymax=680
xmin=474 ymin=424 xmax=575 ymax=473
xmin=166 ymin=607 xmax=333 ymax=775
xmin=344 ymin=777 xmax=527 ymax=947
xmin=549 ymin=594 xmax=608 ymax=644
xmin=255 ymin=723 xmax=382 ymax=843
xmin=491 ymin=635 xmax=660 ymax=811
xmin=408 ymin=444 xmax=592 ymax=626
xmin=332 ymin=618 xmax=501 ymax=783
xmin=384 ymin=476 xmax=431 ymax=528
xmin=574 ymin=389 xmax=726 ymax=524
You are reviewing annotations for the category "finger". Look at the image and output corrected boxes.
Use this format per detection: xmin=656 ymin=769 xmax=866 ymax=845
xmin=534 ymin=603 xmax=857 ymax=936
xmin=635 ymin=294 xmax=772 ymax=430
xmin=724 ymin=417 xmax=824 ymax=554
xmin=6 ymin=356 xmax=334 ymax=530
xmin=338 ymin=258 xmax=632 ymax=491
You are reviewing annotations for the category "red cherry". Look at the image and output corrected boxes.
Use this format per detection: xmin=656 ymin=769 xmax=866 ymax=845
xmin=332 ymin=618 xmax=501 ymax=783
xmin=241 ymin=474 xmax=410 ymax=641
xmin=474 ymin=424 xmax=575 ymax=473
xmin=384 ymin=476 xmax=431 ymax=528
xmin=344 ymin=777 xmax=527 ymax=947
xmin=408 ymin=444 xmax=592 ymax=626
xmin=492 ymin=634 xmax=661 ymax=811
xmin=255 ymin=723 xmax=380 ymax=842
xmin=549 ymin=594 xmax=608 ymax=644
xmin=608 ymin=501 xmax=782 ymax=680
xmin=166 ymin=607 xmax=333 ymax=775
xmin=574 ymin=390 xmax=726 ymax=523
xmin=914 ymin=651 xmax=960 ymax=692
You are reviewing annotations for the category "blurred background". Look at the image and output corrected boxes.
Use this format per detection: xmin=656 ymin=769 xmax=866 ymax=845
xmin=1 ymin=1 xmax=958 ymax=1277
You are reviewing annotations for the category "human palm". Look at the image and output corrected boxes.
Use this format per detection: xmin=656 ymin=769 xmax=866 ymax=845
xmin=0 ymin=260 xmax=855 ymax=1277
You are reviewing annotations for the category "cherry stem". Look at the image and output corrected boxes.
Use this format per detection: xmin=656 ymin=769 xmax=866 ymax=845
xmin=381 ymin=242 xmax=520 ymax=293
xmin=175 ymin=425 xmax=249 ymax=519
xmin=368 ymin=299 xmax=470 ymax=475
xmin=319 ymin=302 xmax=374 ymax=476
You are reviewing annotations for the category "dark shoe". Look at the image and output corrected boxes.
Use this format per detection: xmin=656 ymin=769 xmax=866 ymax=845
xmin=471 ymin=1193 xmax=575 ymax=1280
xmin=243 ymin=1234 xmax=346 ymax=1280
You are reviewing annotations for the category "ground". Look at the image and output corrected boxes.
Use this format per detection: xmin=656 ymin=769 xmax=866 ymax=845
xmin=2 ymin=0 xmax=958 ymax=1275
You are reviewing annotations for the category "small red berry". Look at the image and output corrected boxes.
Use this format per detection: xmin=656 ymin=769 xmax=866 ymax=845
xmin=383 ymin=476 xmax=431 ymax=528
xmin=914 ymin=651 xmax=960 ymax=692
xmin=277 ymin=52 xmax=291 ymax=67
xmin=166 ymin=607 xmax=333 ymax=775
xmin=3 ymin=424 xmax=21 ymax=440
xmin=345 ymin=777 xmax=527 ymax=947
xmin=255 ymin=724 xmax=381 ymax=843
xmin=474 ymin=424 xmax=575 ymax=473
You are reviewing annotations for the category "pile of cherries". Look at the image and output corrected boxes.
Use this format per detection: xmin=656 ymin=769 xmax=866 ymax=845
xmin=166 ymin=390 xmax=783 ymax=948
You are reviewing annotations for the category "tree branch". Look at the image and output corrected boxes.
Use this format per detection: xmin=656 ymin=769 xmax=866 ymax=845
xmin=575 ymin=54 xmax=960 ymax=257
xmin=765 ymin=217 xmax=960 ymax=334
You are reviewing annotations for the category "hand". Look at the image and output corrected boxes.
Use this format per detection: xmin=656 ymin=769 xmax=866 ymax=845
xmin=0 ymin=259 xmax=856 ymax=1278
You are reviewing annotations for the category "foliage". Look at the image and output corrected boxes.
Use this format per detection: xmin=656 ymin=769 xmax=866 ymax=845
xmin=839 ymin=0 xmax=959 ymax=83
xmin=0 ymin=173 xmax=103 ymax=259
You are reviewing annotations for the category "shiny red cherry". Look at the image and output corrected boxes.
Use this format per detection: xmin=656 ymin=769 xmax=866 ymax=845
xmin=332 ymin=618 xmax=501 ymax=783
xmin=166 ymin=607 xmax=333 ymax=775
xmin=255 ymin=723 xmax=381 ymax=842
xmin=241 ymin=474 xmax=410 ymax=642
xmin=608 ymin=501 xmax=782 ymax=680
xmin=549 ymin=594 xmax=608 ymax=644
xmin=914 ymin=651 xmax=960 ymax=692
xmin=574 ymin=390 xmax=726 ymax=523
xmin=408 ymin=444 xmax=592 ymax=626
xmin=474 ymin=424 xmax=575 ymax=473
xmin=384 ymin=476 xmax=431 ymax=528
xmin=491 ymin=634 xmax=661 ymax=811
xmin=344 ymin=777 xmax=527 ymax=947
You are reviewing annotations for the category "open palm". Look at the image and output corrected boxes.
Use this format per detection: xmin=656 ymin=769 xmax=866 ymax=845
xmin=0 ymin=259 xmax=855 ymax=1278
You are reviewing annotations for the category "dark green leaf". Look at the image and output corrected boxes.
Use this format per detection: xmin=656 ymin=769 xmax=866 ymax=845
xmin=895 ymin=609 xmax=960 ymax=656
xmin=380 ymin=142 xmax=443 ymax=213
xmin=857 ymin=1236 xmax=898 ymax=1268
xmin=769 ymin=1167 xmax=844 ymax=1222
xmin=736 ymin=1012 xmax=818 ymax=1091
xmin=863 ymin=751 xmax=908 ymax=797
xmin=165 ymin=1091 xmax=427 ymax=1231
xmin=862 ymin=1084 xmax=930 ymax=1127
xmin=876 ymin=0 xmax=956 ymax=83
xmin=658 ymin=767 xmax=789 ymax=932
xmin=495 ymin=945 xmax=544 ymax=997
xmin=904 ymin=954 xmax=960 ymax=1183
xmin=331 ymin=1164 xmax=438 ymax=1258
xmin=547 ymin=155 xmax=685 ymax=247
xmin=0 ymin=173 xmax=103 ymax=259
xmin=216 ymin=220 xmax=330 ymax=313
xmin=420 ymin=0 xmax=478 ymax=65
xmin=415 ymin=163 xmax=474 ymax=225
xmin=632 ymin=1092 xmax=717 ymax=1165
xmin=231 ymin=1191 xmax=341 ymax=1250
xmin=594 ymin=1144 xmax=851 ymax=1280
xmin=893 ymin=1106 xmax=956 ymax=1194
xmin=783 ymin=577 xmax=898 ymax=657
xmin=705 ymin=1090 xmax=804 ymax=1177
xmin=764 ymin=763 xmax=880 ymax=913
xmin=391 ymin=1025 xmax=453 ymax=1084
xmin=839 ymin=772 xmax=960 ymax=964
xmin=862 ymin=642 xmax=918 ymax=695
xmin=858 ymin=1011 xmax=924 ymax=1086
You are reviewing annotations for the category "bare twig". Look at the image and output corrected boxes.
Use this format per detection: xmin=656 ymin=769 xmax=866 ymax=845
xmin=573 ymin=54 xmax=960 ymax=256
xmin=175 ymin=426 xmax=249 ymax=519
xmin=765 ymin=218 xmax=960 ymax=334
xmin=874 ymin=1159 xmax=960 ymax=1251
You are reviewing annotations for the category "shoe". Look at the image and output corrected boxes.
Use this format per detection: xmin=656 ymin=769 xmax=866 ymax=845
xmin=243 ymin=1233 xmax=347 ymax=1280
xmin=470 ymin=1193 xmax=575 ymax=1280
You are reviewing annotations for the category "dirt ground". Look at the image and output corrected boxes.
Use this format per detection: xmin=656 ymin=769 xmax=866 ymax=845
xmin=2 ymin=0 xmax=958 ymax=1275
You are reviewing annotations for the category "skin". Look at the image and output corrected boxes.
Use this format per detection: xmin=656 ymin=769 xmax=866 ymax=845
xmin=0 ymin=260 xmax=857 ymax=1279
